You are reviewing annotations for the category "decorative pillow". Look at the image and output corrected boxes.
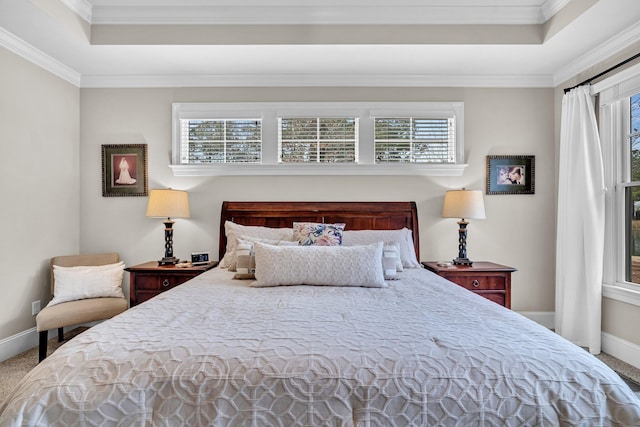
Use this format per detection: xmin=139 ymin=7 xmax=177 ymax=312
xmin=233 ymin=237 xmax=299 ymax=279
xmin=49 ymin=262 xmax=125 ymax=307
xmin=251 ymin=242 xmax=386 ymax=288
xmin=220 ymin=221 xmax=294 ymax=268
xmin=342 ymin=228 xmax=420 ymax=268
xmin=382 ymin=244 xmax=401 ymax=280
xmin=228 ymin=236 xmax=299 ymax=272
xmin=293 ymin=222 xmax=346 ymax=246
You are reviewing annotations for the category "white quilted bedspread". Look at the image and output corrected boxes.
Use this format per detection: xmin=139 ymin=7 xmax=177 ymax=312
xmin=2 ymin=268 xmax=639 ymax=426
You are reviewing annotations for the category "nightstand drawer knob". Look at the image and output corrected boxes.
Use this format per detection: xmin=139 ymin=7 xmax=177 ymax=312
xmin=472 ymin=279 xmax=480 ymax=288
xmin=162 ymin=279 xmax=170 ymax=287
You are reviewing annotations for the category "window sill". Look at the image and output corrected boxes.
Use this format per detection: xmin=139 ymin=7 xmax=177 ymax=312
xmin=603 ymin=283 xmax=640 ymax=307
xmin=170 ymin=163 xmax=468 ymax=177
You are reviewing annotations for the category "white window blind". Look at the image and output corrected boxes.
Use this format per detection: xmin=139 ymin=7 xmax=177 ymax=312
xmin=180 ymin=119 xmax=261 ymax=164
xmin=278 ymin=117 xmax=358 ymax=163
xmin=171 ymin=102 xmax=465 ymax=176
xmin=374 ymin=117 xmax=455 ymax=163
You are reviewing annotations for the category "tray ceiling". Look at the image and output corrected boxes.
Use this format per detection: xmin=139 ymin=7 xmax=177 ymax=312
xmin=0 ymin=0 xmax=639 ymax=88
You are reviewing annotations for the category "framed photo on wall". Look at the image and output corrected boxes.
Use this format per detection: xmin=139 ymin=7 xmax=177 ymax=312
xmin=102 ymin=144 xmax=148 ymax=197
xmin=486 ymin=155 xmax=535 ymax=195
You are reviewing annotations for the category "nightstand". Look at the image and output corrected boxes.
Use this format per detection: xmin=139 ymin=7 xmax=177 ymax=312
xmin=422 ymin=261 xmax=516 ymax=308
xmin=126 ymin=261 xmax=217 ymax=306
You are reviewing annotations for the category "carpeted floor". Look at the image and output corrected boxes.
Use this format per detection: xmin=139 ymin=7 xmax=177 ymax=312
xmin=0 ymin=327 xmax=89 ymax=407
xmin=1 ymin=328 xmax=639 ymax=408
xmin=596 ymin=352 xmax=640 ymax=395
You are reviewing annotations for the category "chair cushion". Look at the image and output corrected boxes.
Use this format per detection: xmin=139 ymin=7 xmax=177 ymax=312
xmin=36 ymin=297 xmax=128 ymax=332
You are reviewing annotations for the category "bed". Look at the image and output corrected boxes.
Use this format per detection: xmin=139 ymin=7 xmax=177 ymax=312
xmin=1 ymin=201 xmax=639 ymax=426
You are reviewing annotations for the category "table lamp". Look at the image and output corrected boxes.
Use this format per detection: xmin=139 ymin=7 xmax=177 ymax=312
xmin=146 ymin=188 xmax=190 ymax=265
xmin=441 ymin=188 xmax=485 ymax=265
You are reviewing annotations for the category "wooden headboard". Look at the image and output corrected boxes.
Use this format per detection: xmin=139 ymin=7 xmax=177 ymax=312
xmin=219 ymin=201 xmax=419 ymax=261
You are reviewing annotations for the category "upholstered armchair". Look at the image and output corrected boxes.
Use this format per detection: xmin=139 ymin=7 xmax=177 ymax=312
xmin=35 ymin=253 xmax=128 ymax=362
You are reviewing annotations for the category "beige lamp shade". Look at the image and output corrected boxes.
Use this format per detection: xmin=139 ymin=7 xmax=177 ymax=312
xmin=442 ymin=189 xmax=486 ymax=219
xmin=146 ymin=189 xmax=191 ymax=219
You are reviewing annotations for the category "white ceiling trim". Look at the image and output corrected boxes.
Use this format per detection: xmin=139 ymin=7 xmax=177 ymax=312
xmin=552 ymin=20 xmax=640 ymax=87
xmin=65 ymin=0 xmax=571 ymax=26
xmin=80 ymin=73 xmax=553 ymax=89
xmin=60 ymin=0 xmax=93 ymax=23
xmin=540 ymin=0 xmax=571 ymax=21
xmin=89 ymin=5 xmax=546 ymax=26
xmin=0 ymin=27 xmax=81 ymax=87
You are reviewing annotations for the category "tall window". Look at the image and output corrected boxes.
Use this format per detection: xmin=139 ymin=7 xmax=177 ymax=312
xmin=278 ymin=118 xmax=358 ymax=163
xmin=374 ymin=117 xmax=455 ymax=163
xmin=179 ymin=119 xmax=261 ymax=164
xmin=599 ymin=64 xmax=640 ymax=303
xmin=624 ymin=93 xmax=640 ymax=283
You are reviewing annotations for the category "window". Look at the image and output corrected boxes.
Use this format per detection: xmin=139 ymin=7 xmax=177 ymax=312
xmin=279 ymin=118 xmax=358 ymax=163
xmin=374 ymin=117 xmax=455 ymax=163
xmin=180 ymin=119 xmax=261 ymax=164
xmin=171 ymin=102 xmax=465 ymax=176
xmin=597 ymin=63 xmax=640 ymax=305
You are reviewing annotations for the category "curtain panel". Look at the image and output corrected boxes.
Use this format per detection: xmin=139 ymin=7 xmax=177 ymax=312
xmin=556 ymin=85 xmax=606 ymax=354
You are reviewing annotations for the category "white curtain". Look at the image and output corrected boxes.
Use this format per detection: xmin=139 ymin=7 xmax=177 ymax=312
xmin=556 ymin=85 xmax=606 ymax=354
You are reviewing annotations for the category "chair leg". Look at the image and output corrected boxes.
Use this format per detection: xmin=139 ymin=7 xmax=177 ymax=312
xmin=39 ymin=331 xmax=48 ymax=362
xmin=58 ymin=327 xmax=64 ymax=342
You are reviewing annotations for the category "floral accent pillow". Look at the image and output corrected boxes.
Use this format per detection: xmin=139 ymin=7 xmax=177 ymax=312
xmin=293 ymin=222 xmax=346 ymax=246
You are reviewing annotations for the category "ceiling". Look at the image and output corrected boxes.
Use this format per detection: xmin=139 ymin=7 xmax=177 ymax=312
xmin=1 ymin=0 xmax=640 ymax=88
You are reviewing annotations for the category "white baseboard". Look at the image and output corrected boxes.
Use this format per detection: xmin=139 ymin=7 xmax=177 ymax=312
xmin=602 ymin=332 xmax=640 ymax=370
xmin=0 ymin=327 xmax=39 ymax=363
xmin=0 ymin=322 xmax=101 ymax=363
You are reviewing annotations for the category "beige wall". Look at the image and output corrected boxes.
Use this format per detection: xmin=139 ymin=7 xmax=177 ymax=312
xmin=79 ymin=86 xmax=556 ymax=312
xmin=0 ymin=47 xmax=80 ymax=339
xmin=1 ymin=28 xmax=638 ymax=367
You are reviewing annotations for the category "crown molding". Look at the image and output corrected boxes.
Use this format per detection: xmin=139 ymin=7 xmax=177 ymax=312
xmin=553 ymin=20 xmax=640 ymax=87
xmin=0 ymin=27 xmax=81 ymax=87
xmin=90 ymin=3 xmax=546 ymax=26
xmin=55 ymin=0 xmax=572 ymax=27
xmin=540 ymin=0 xmax=571 ymax=21
xmin=60 ymin=0 xmax=93 ymax=23
xmin=80 ymin=73 xmax=553 ymax=89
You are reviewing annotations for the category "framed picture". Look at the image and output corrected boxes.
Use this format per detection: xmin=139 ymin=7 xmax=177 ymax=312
xmin=486 ymin=155 xmax=535 ymax=195
xmin=102 ymin=144 xmax=148 ymax=197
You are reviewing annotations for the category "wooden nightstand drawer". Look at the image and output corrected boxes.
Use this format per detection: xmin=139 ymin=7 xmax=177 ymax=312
xmin=134 ymin=273 xmax=196 ymax=291
xmin=126 ymin=261 xmax=217 ymax=306
xmin=439 ymin=274 xmax=505 ymax=291
xmin=422 ymin=261 xmax=516 ymax=309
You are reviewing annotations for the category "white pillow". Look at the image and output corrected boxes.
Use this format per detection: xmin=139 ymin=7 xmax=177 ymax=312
xmin=252 ymin=242 xmax=387 ymax=288
xmin=49 ymin=261 xmax=125 ymax=307
xmin=220 ymin=221 xmax=294 ymax=268
xmin=342 ymin=228 xmax=420 ymax=268
xmin=383 ymin=244 xmax=401 ymax=280
xmin=232 ymin=237 xmax=299 ymax=278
